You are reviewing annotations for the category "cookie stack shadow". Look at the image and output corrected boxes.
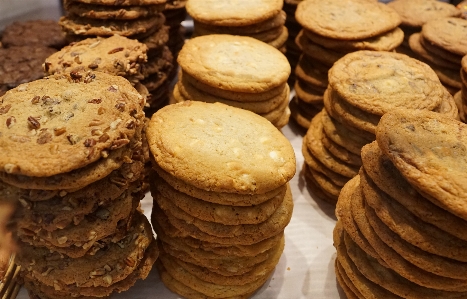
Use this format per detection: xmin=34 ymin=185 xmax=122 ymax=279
xmin=334 ymin=109 xmax=467 ymax=298
xmin=187 ymin=0 xmax=288 ymax=52
xmin=408 ymin=17 xmax=467 ymax=98
xmin=146 ymin=101 xmax=296 ymax=299
xmin=302 ymin=50 xmax=458 ymax=205
xmin=0 ymin=71 xmax=158 ymax=299
xmin=291 ymin=0 xmax=403 ymax=130
xmin=172 ymin=34 xmax=292 ymax=129
xmin=60 ymin=0 xmax=175 ymax=115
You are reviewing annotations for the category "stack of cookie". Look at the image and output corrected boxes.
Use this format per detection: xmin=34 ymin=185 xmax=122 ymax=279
xmin=0 ymin=71 xmax=158 ymax=298
xmin=302 ymin=50 xmax=459 ymax=204
xmin=291 ymin=0 xmax=403 ymax=129
xmin=173 ymin=34 xmax=291 ymax=129
xmin=335 ymin=109 xmax=467 ymax=298
xmin=282 ymin=0 xmax=303 ymax=85
xmin=459 ymin=56 xmax=467 ymax=122
xmin=162 ymin=0 xmax=188 ymax=59
xmin=60 ymin=0 xmax=174 ymax=114
xmin=388 ymin=0 xmax=460 ymax=57
xmin=409 ymin=17 xmax=467 ymax=98
xmin=147 ymin=101 xmax=296 ymax=299
xmin=187 ymin=0 xmax=288 ymax=52
xmin=0 ymin=19 xmax=67 ymax=96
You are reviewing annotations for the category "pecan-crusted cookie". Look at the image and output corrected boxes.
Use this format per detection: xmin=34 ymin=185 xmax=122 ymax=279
xmin=186 ymin=0 xmax=283 ymax=26
xmin=177 ymin=35 xmax=290 ymax=93
xmin=388 ymin=0 xmax=460 ymax=28
xmin=421 ymin=17 xmax=467 ymax=57
xmin=376 ymin=110 xmax=467 ymax=221
xmin=64 ymin=0 xmax=164 ymax=19
xmin=147 ymin=101 xmax=296 ymax=195
xmin=43 ymin=35 xmax=148 ymax=82
xmin=0 ymin=46 xmax=56 ymax=92
xmin=1 ymin=20 xmax=67 ymax=49
xmin=296 ymin=0 xmax=401 ymax=40
xmin=329 ymin=51 xmax=444 ymax=116
xmin=0 ymin=71 xmax=144 ymax=178
xmin=13 ymin=160 xmax=143 ymax=231
xmin=59 ymin=14 xmax=165 ymax=37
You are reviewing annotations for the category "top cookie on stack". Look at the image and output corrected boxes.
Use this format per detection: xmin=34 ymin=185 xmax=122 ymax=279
xmin=291 ymin=0 xmax=402 ymax=130
xmin=187 ymin=0 xmax=288 ymax=51
xmin=174 ymin=34 xmax=291 ymax=129
xmin=387 ymin=0 xmax=460 ymax=56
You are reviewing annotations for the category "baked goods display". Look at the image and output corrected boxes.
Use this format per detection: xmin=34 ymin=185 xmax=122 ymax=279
xmin=291 ymin=0 xmax=403 ymax=129
xmin=187 ymin=0 xmax=288 ymax=52
xmin=146 ymin=101 xmax=296 ymax=298
xmin=3 ymin=0 xmax=467 ymax=298
xmin=0 ymin=71 xmax=158 ymax=298
xmin=302 ymin=50 xmax=458 ymax=204
xmin=60 ymin=0 xmax=175 ymax=114
xmin=408 ymin=17 xmax=467 ymax=98
xmin=388 ymin=0 xmax=460 ymax=56
xmin=334 ymin=109 xmax=467 ymax=298
xmin=173 ymin=34 xmax=291 ymax=129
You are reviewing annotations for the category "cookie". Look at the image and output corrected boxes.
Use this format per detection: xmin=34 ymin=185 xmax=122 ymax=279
xmin=0 ymin=71 xmax=144 ymax=178
xmin=304 ymin=111 xmax=360 ymax=178
xmin=361 ymin=142 xmax=467 ymax=242
xmin=295 ymin=31 xmax=344 ymax=67
xmin=147 ymin=101 xmax=296 ymax=195
xmin=192 ymin=10 xmax=286 ymax=35
xmin=387 ymin=0 xmax=460 ymax=28
xmin=71 ymin=0 xmax=166 ymax=5
xmin=182 ymin=71 xmax=288 ymax=103
xmin=421 ymin=17 xmax=467 ymax=57
xmin=1 ymin=20 xmax=67 ymax=49
xmin=176 ymin=72 xmax=289 ymax=114
xmin=59 ymin=14 xmax=165 ymax=37
xmin=408 ymin=33 xmax=460 ymax=70
xmin=335 ymin=260 xmax=361 ymax=299
xmin=0 ymin=46 xmax=56 ymax=91
xmin=177 ymin=35 xmax=290 ymax=93
xmin=329 ymin=50 xmax=444 ymax=116
xmin=295 ymin=55 xmax=329 ymax=90
xmin=43 ymin=35 xmax=148 ymax=82
xmin=376 ymin=109 xmax=467 ymax=221
xmin=333 ymin=221 xmax=402 ymax=299
xmin=153 ymin=173 xmax=285 ymax=225
xmin=18 ymin=211 xmax=153 ymax=290
xmin=294 ymin=80 xmax=325 ymax=104
xmin=321 ymin=133 xmax=362 ymax=167
xmin=152 ymin=163 xmax=287 ymax=206
xmin=366 ymin=198 xmax=467 ymax=280
xmin=296 ymin=0 xmax=401 ymax=40
xmin=304 ymin=26 xmax=404 ymax=52
xmin=186 ymin=0 xmax=283 ymax=26
xmin=418 ymin=34 xmax=462 ymax=65
xmin=64 ymin=1 xmax=164 ymax=19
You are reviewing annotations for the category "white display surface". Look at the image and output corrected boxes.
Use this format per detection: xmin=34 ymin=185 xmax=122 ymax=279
xmin=0 ymin=1 xmax=344 ymax=298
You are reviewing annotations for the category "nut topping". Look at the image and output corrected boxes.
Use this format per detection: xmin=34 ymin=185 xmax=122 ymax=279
xmin=0 ymin=104 xmax=11 ymax=115
xmin=84 ymin=138 xmax=96 ymax=147
xmin=88 ymin=99 xmax=102 ymax=104
xmin=57 ymin=236 xmax=68 ymax=245
xmin=67 ymin=134 xmax=80 ymax=145
xmin=27 ymin=116 xmax=41 ymax=129
xmin=54 ymin=127 xmax=67 ymax=136
xmin=108 ymin=47 xmax=124 ymax=54
xmin=31 ymin=96 xmax=40 ymax=104
xmin=6 ymin=116 xmax=16 ymax=128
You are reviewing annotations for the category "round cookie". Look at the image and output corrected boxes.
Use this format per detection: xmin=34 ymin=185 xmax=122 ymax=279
xmin=1 ymin=20 xmax=67 ymax=49
xmin=328 ymin=51 xmax=444 ymax=116
xmin=43 ymin=35 xmax=148 ymax=80
xmin=376 ymin=109 xmax=467 ymax=221
xmin=408 ymin=33 xmax=460 ymax=70
xmin=147 ymin=101 xmax=296 ymax=195
xmin=295 ymin=0 xmax=401 ymax=40
xmin=177 ymin=35 xmax=290 ymax=93
xmin=186 ymin=0 xmax=283 ymax=26
xmin=303 ymin=27 xmax=404 ymax=52
xmin=387 ymin=0 xmax=460 ymax=28
xmin=421 ymin=17 xmax=467 ymax=56
xmin=0 ymin=71 xmax=144 ymax=178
